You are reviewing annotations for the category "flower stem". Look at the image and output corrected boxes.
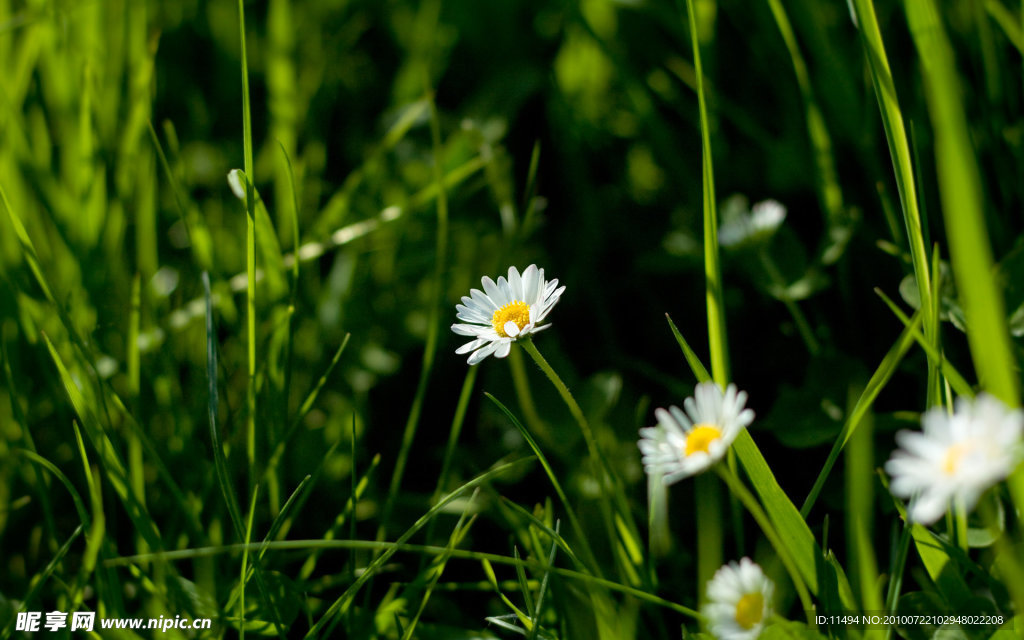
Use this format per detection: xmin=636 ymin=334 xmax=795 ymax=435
xmin=758 ymin=249 xmax=820 ymax=355
xmin=507 ymin=345 xmax=551 ymax=445
xmin=519 ymin=339 xmax=603 ymax=468
xmin=715 ymin=464 xmax=814 ymax=623
xmin=954 ymin=497 xmax=969 ymax=553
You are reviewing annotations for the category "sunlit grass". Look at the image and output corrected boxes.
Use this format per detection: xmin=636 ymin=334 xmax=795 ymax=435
xmin=2 ymin=0 xmax=1024 ymax=638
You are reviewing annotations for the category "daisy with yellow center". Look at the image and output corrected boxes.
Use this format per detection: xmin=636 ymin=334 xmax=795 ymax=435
xmin=885 ymin=393 xmax=1024 ymax=525
xmin=703 ymin=558 xmax=773 ymax=640
xmin=451 ymin=265 xmax=565 ymax=365
xmin=638 ymin=382 xmax=754 ymax=484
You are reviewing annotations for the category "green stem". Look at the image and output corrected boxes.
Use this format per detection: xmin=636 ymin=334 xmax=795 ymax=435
xmin=758 ymin=250 xmax=820 ymax=355
xmin=715 ymin=465 xmax=814 ymax=623
xmin=954 ymin=498 xmax=968 ymax=554
xmin=508 ymin=345 xmax=551 ymax=444
xmin=519 ymin=339 xmax=602 ymax=467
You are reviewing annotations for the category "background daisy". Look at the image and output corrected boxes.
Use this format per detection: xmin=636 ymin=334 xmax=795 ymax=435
xmin=886 ymin=394 xmax=1024 ymax=524
xmin=703 ymin=558 xmax=774 ymax=640
xmin=638 ymin=382 xmax=755 ymax=484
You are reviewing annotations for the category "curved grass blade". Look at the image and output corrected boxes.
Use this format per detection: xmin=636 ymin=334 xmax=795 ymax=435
xmin=485 ymin=393 xmax=601 ymax=577
xmin=304 ymin=458 xmax=534 ymax=638
xmin=800 ymin=309 xmax=923 ymax=517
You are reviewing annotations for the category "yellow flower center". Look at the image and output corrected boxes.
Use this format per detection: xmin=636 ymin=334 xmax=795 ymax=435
xmin=942 ymin=442 xmax=973 ymax=475
xmin=492 ymin=301 xmax=531 ymax=338
xmin=734 ymin=592 xmax=765 ymax=630
xmin=685 ymin=424 xmax=722 ymax=456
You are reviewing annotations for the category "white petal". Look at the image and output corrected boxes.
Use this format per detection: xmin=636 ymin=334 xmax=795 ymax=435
xmin=493 ymin=341 xmax=512 ymax=358
xmin=482 ymin=276 xmax=507 ymax=306
xmin=467 ymin=342 xmax=498 ymax=365
xmin=504 ymin=321 xmax=520 ymax=337
xmin=508 ymin=266 xmax=523 ymax=301
xmin=470 ymin=288 xmax=498 ymax=312
xmin=496 ymin=276 xmax=513 ymax=303
xmin=456 ymin=338 xmax=490 ymax=355
xmin=522 ymin=264 xmax=540 ymax=302
xmin=451 ymin=323 xmax=489 ymax=337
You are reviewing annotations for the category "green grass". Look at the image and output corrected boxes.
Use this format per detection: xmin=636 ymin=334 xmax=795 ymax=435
xmin=3 ymin=0 xmax=1024 ymax=638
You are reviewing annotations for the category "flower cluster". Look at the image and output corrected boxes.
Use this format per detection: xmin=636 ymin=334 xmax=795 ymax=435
xmin=450 ymin=264 xmax=1024 ymax=640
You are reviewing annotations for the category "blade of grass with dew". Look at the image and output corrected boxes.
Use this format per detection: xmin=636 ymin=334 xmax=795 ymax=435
xmin=237 ymin=0 xmax=258 ymax=493
xmin=873 ymin=288 xmax=973 ymax=398
xmin=304 ymin=457 xmax=534 ymax=638
xmin=485 ymin=393 xmax=600 ymax=576
xmin=0 ymin=525 xmax=83 ymax=639
xmin=376 ymin=84 xmax=449 ymax=545
xmin=800 ymin=309 xmax=922 ymax=517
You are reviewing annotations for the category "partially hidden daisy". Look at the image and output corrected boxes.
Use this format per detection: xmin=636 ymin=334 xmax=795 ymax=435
xmin=638 ymin=382 xmax=754 ymax=484
xmin=719 ymin=198 xmax=787 ymax=249
xmin=704 ymin=558 xmax=773 ymax=640
xmin=451 ymin=264 xmax=565 ymax=365
xmin=885 ymin=393 xmax=1024 ymax=525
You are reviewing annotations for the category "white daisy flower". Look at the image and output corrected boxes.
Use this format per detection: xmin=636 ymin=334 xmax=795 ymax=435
xmin=451 ymin=264 xmax=565 ymax=365
xmin=719 ymin=199 xmax=787 ymax=249
xmin=885 ymin=394 xmax=1024 ymax=525
xmin=638 ymin=382 xmax=754 ymax=484
xmin=703 ymin=557 xmax=773 ymax=640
